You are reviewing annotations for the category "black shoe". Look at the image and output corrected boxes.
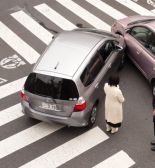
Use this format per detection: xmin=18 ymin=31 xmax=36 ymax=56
xmin=151 ymin=146 xmax=155 ymax=151
xmin=151 ymin=140 xmax=155 ymax=145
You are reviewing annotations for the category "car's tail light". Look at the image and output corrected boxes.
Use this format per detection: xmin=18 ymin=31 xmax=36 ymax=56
xmin=74 ymin=97 xmax=86 ymax=112
xmin=19 ymin=90 xmax=28 ymax=102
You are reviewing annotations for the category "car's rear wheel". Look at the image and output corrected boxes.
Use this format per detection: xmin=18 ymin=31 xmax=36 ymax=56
xmin=87 ymin=103 xmax=98 ymax=127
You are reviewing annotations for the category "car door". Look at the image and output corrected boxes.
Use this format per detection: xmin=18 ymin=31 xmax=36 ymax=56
xmin=125 ymin=26 xmax=154 ymax=79
xmin=80 ymin=51 xmax=105 ymax=105
xmin=80 ymin=40 xmax=123 ymax=105
xmin=98 ymin=40 xmax=122 ymax=84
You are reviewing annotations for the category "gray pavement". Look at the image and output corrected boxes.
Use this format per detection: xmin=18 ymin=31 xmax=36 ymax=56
xmin=0 ymin=0 xmax=154 ymax=168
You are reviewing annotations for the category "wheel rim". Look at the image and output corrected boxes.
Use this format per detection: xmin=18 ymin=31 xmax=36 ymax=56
xmin=90 ymin=106 xmax=97 ymax=124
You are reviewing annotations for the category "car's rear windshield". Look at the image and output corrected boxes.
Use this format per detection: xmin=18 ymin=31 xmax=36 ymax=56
xmin=24 ymin=73 xmax=79 ymax=100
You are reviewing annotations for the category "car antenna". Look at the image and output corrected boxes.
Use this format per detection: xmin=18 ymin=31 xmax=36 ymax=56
xmin=54 ymin=62 xmax=59 ymax=70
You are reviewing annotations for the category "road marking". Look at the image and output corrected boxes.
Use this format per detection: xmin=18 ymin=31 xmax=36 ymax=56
xmin=115 ymin=0 xmax=155 ymax=16
xmin=34 ymin=3 xmax=76 ymax=30
xmin=56 ymin=0 xmax=110 ymax=31
xmin=11 ymin=10 xmax=53 ymax=45
xmin=20 ymin=127 xmax=109 ymax=168
xmin=0 ymin=22 xmax=40 ymax=64
xmin=0 ymin=77 xmax=7 ymax=84
xmin=93 ymin=150 xmax=135 ymax=168
xmin=85 ymin=0 xmax=126 ymax=20
xmin=0 ymin=122 xmax=63 ymax=159
xmin=0 ymin=54 xmax=26 ymax=69
xmin=0 ymin=103 xmax=23 ymax=126
xmin=0 ymin=76 xmax=27 ymax=99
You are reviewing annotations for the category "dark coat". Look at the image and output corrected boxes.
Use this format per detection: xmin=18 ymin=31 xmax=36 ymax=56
xmin=152 ymin=87 xmax=155 ymax=123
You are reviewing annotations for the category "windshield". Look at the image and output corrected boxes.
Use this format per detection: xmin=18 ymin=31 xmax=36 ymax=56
xmin=24 ymin=73 xmax=79 ymax=100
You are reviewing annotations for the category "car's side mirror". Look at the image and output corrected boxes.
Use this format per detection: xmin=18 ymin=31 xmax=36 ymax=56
xmin=126 ymin=28 xmax=131 ymax=34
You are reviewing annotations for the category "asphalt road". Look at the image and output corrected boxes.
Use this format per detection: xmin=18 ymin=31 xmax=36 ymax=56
xmin=0 ymin=0 xmax=155 ymax=168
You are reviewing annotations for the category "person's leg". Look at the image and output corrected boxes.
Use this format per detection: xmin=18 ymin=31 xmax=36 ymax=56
xmin=154 ymin=122 xmax=155 ymax=136
xmin=151 ymin=122 xmax=155 ymax=147
xmin=150 ymin=122 xmax=155 ymax=150
xmin=106 ymin=124 xmax=111 ymax=132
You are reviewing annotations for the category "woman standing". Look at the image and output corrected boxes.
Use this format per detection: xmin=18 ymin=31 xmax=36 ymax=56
xmin=104 ymin=74 xmax=125 ymax=133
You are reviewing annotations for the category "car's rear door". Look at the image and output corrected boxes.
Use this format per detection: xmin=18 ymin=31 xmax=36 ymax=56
xmin=24 ymin=73 xmax=79 ymax=117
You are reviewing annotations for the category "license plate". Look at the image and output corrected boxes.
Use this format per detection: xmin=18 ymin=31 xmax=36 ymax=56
xmin=40 ymin=102 xmax=60 ymax=111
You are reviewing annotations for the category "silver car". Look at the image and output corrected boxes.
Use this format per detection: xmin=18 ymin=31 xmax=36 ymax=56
xmin=20 ymin=28 xmax=125 ymax=127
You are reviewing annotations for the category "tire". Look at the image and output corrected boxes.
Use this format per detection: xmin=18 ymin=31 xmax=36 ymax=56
xmin=87 ymin=104 xmax=98 ymax=127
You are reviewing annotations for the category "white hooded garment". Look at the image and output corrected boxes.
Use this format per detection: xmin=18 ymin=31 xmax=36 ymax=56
xmin=104 ymin=83 xmax=125 ymax=124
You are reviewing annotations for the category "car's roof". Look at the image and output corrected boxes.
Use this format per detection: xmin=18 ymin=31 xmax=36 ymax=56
xmin=117 ymin=15 xmax=155 ymax=28
xmin=34 ymin=30 xmax=107 ymax=78
xmin=144 ymin=21 xmax=155 ymax=31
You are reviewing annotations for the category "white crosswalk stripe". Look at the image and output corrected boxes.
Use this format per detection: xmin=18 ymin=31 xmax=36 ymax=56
xmin=34 ymin=3 xmax=77 ymax=30
xmin=0 ymin=22 xmax=40 ymax=64
xmin=0 ymin=122 xmax=64 ymax=159
xmin=85 ymin=0 xmax=126 ymax=20
xmin=93 ymin=150 xmax=135 ymax=168
xmin=115 ymin=0 xmax=155 ymax=16
xmin=2 ymin=1 xmax=154 ymax=167
xmin=0 ymin=76 xmax=27 ymax=99
xmin=56 ymin=0 xmax=111 ymax=31
xmin=19 ymin=127 xmax=109 ymax=168
xmin=11 ymin=10 xmax=53 ymax=45
xmin=151 ymin=9 xmax=155 ymax=13
xmin=0 ymin=103 xmax=23 ymax=126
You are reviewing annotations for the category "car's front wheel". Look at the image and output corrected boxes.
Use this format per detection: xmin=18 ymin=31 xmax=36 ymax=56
xmin=87 ymin=103 xmax=98 ymax=127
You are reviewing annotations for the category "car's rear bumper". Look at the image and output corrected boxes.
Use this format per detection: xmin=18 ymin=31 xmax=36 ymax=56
xmin=21 ymin=102 xmax=89 ymax=127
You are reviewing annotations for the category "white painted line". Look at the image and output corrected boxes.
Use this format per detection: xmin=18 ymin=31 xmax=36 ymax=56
xmin=56 ymin=0 xmax=110 ymax=31
xmin=0 ymin=76 xmax=27 ymax=99
xmin=11 ymin=10 xmax=53 ymax=45
xmin=151 ymin=9 xmax=155 ymax=14
xmin=0 ymin=122 xmax=63 ymax=159
xmin=0 ymin=77 xmax=7 ymax=84
xmin=93 ymin=150 xmax=135 ymax=168
xmin=86 ymin=0 xmax=126 ymax=20
xmin=115 ymin=0 xmax=155 ymax=16
xmin=20 ymin=127 xmax=109 ymax=168
xmin=0 ymin=103 xmax=23 ymax=126
xmin=34 ymin=3 xmax=76 ymax=30
xmin=0 ymin=22 xmax=40 ymax=64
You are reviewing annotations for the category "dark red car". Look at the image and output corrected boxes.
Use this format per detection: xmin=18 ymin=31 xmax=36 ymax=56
xmin=111 ymin=15 xmax=155 ymax=89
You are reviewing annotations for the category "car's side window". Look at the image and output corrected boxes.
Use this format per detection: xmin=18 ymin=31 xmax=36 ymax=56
xmin=130 ymin=26 xmax=151 ymax=45
xmin=80 ymin=52 xmax=104 ymax=86
xmin=130 ymin=26 xmax=155 ymax=55
xmin=99 ymin=41 xmax=115 ymax=61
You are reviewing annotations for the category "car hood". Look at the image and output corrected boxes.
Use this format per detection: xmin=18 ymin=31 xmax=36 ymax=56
xmin=117 ymin=15 xmax=155 ymax=28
